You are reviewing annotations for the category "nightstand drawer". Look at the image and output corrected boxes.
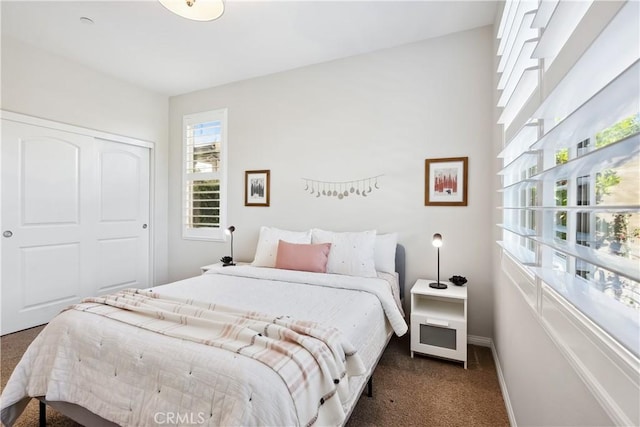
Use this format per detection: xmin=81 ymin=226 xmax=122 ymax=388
xmin=410 ymin=313 xmax=467 ymax=363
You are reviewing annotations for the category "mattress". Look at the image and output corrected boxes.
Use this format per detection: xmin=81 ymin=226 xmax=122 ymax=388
xmin=1 ymin=265 xmax=406 ymax=426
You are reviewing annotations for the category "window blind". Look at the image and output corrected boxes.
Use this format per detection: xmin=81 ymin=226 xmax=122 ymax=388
xmin=182 ymin=109 xmax=228 ymax=241
xmin=497 ymin=0 xmax=639 ymax=362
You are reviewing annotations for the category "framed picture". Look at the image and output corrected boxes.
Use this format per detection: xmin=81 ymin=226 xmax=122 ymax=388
xmin=424 ymin=157 xmax=468 ymax=206
xmin=245 ymin=170 xmax=270 ymax=207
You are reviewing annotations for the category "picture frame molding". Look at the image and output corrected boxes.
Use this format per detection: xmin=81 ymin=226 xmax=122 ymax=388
xmin=424 ymin=157 xmax=468 ymax=206
xmin=244 ymin=169 xmax=271 ymax=207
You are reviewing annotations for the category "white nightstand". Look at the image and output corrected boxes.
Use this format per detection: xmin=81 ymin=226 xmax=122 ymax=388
xmin=201 ymin=262 xmax=246 ymax=274
xmin=200 ymin=263 xmax=221 ymax=274
xmin=410 ymin=279 xmax=467 ymax=368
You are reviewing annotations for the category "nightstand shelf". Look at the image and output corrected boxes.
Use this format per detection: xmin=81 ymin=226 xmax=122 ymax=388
xmin=410 ymin=279 xmax=467 ymax=368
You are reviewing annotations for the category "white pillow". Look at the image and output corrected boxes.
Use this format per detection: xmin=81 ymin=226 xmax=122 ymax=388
xmin=252 ymin=226 xmax=312 ymax=267
xmin=311 ymin=229 xmax=377 ymax=278
xmin=375 ymin=233 xmax=398 ymax=274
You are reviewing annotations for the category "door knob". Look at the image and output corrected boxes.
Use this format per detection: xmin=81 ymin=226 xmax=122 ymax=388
xmin=3 ymin=230 xmax=13 ymax=238
xmin=142 ymin=224 xmax=148 ymax=229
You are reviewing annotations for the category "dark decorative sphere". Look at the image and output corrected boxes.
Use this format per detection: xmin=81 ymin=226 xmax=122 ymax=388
xmin=449 ymin=275 xmax=467 ymax=286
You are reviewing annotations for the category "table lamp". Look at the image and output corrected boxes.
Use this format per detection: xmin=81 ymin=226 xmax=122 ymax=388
xmin=222 ymin=225 xmax=236 ymax=266
xmin=429 ymin=233 xmax=447 ymax=289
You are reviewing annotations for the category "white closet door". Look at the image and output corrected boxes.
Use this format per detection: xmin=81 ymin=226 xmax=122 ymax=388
xmin=94 ymin=138 xmax=150 ymax=295
xmin=1 ymin=120 xmax=150 ymax=335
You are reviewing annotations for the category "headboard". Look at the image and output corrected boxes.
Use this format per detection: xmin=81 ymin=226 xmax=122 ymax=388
xmin=395 ymin=244 xmax=406 ymax=301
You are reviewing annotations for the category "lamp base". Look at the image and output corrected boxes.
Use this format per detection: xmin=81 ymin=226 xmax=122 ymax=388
xmin=429 ymin=281 xmax=448 ymax=289
xmin=222 ymin=262 xmax=236 ymax=267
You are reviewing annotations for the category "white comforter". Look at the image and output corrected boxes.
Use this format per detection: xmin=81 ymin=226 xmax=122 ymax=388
xmin=198 ymin=266 xmax=406 ymax=336
xmin=1 ymin=266 xmax=407 ymax=426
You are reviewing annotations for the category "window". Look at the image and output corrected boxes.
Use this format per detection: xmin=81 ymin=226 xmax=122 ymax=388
xmin=497 ymin=0 xmax=639 ymax=361
xmin=182 ymin=109 xmax=227 ymax=241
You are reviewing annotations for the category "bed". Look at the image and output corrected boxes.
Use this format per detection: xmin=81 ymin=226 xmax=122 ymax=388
xmin=1 ymin=228 xmax=407 ymax=427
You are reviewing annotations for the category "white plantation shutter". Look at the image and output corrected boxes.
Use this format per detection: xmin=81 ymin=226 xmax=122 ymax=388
xmin=182 ymin=109 xmax=228 ymax=241
xmin=497 ymin=1 xmax=639 ymax=423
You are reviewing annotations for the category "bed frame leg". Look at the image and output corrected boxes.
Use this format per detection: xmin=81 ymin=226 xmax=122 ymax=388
xmin=367 ymin=377 xmax=373 ymax=398
xmin=39 ymin=401 xmax=46 ymax=427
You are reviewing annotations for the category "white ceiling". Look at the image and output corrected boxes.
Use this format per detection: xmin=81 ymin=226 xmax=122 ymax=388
xmin=1 ymin=1 xmax=497 ymax=96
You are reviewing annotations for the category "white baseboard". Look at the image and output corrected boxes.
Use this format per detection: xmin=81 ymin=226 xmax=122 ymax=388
xmin=489 ymin=339 xmax=517 ymax=427
xmin=468 ymin=335 xmax=517 ymax=427
xmin=468 ymin=334 xmax=492 ymax=347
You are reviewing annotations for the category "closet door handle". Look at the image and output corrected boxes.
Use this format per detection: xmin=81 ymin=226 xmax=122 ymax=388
xmin=3 ymin=230 xmax=13 ymax=238
xmin=142 ymin=224 xmax=148 ymax=229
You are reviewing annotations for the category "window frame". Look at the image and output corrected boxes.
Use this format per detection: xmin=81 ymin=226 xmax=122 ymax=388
xmin=181 ymin=108 xmax=228 ymax=242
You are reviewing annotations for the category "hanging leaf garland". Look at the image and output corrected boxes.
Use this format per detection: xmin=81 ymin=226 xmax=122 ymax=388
xmin=301 ymin=175 xmax=382 ymax=199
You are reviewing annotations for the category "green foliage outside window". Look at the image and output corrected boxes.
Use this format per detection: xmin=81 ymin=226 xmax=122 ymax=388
xmin=596 ymin=114 xmax=640 ymax=252
xmin=555 ymin=148 xmax=568 ymax=165
xmin=192 ymin=180 xmax=220 ymax=228
xmin=595 ymin=114 xmax=640 ymax=148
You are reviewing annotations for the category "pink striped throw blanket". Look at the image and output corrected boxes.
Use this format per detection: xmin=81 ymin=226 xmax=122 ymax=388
xmin=71 ymin=289 xmax=366 ymax=426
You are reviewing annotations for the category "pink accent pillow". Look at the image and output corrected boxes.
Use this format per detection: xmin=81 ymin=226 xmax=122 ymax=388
xmin=275 ymin=240 xmax=331 ymax=273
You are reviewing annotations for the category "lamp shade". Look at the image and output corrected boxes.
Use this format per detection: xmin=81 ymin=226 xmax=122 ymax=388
xmin=432 ymin=233 xmax=443 ymax=247
xmin=159 ymin=0 xmax=224 ymax=22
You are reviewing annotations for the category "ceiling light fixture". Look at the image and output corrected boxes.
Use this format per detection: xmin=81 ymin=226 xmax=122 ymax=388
xmin=159 ymin=0 xmax=224 ymax=22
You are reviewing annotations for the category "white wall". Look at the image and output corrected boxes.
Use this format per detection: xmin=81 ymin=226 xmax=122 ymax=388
xmin=1 ymin=36 xmax=170 ymax=285
xmin=169 ymin=26 xmax=495 ymax=338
